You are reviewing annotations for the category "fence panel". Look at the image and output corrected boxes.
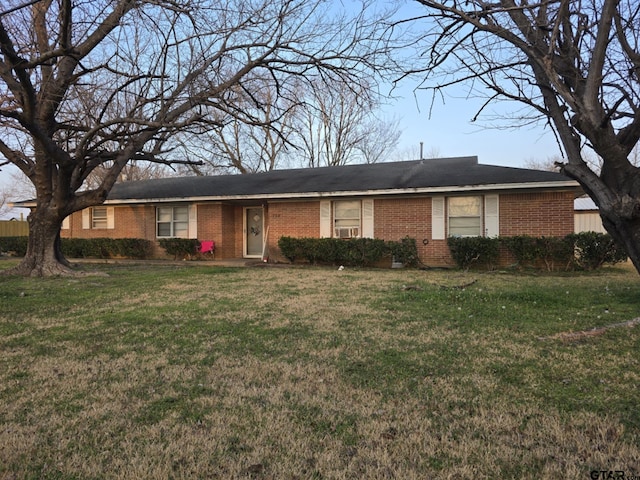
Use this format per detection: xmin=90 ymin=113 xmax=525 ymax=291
xmin=0 ymin=221 xmax=29 ymax=237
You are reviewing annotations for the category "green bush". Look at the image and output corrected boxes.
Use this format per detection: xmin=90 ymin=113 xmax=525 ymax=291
xmin=277 ymin=236 xmax=415 ymax=268
xmin=0 ymin=236 xmax=28 ymax=256
xmin=500 ymin=235 xmax=540 ymax=268
xmin=277 ymin=236 xmax=305 ymax=263
xmin=534 ymin=236 xmax=574 ymax=271
xmin=387 ymin=236 xmax=420 ymax=267
xmin=500 ymin=235 xmax=573 ymax=271
xmin=0 ymin=237 xmax=153 ymax=259
xmin=158 ymin=238 xmax=200 ymax=259
xmin=500 ymin=234 xmax=623 ymax=272
xmin=566 ymin=232 xmax=627 ymax=270
xmin=447 ymin=236 xmax=500 ymax=270
xmin=61 ymin=238 xmax=154 ymax=259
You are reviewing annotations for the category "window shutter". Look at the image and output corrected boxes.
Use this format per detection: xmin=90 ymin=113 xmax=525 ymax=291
xmin=82 ymin=209 xmax=90 ymax=229
xmin=319 ymin=200 xmax=331 ymax=238
xmin=484 ymin=194 xmax=499 ymax=237
xmin=362 ymin=199 xmax=374 ymax=238
xmin=432 ymin=196 xmax=445 ymax=240
xmin=106 ymin=207 xmax=115 ymax=229
xmin=62 ymin=216 xmax=70 ymax=230
xmin=188 ymin=204 xmax=198 ymax=239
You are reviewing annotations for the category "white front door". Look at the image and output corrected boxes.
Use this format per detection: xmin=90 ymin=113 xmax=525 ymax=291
xmin=245 ymin=207 xmax=264 ymax=257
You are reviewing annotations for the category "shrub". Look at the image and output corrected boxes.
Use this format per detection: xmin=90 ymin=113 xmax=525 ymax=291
xmin=158 ymin=238 xmax=200 ymax=260
xmin=534 ymin=236 xmax=574 ymax=271
xmin=447 ymin=236 xmax=500 ymax=270
xmin=61 ymin=238 xmax=154 ymax=259
xmin=0 ymin=237 xmax=153 ymax=259
xmin=0 ymin=236 xmax=28 ymax=256
xmin=277 ymin=236 xmax=305 ymax=263
xmin=500 ymin=235 xmax=540 ymax=268
xmin=387 ymin=236 xmax=419 ymax=267
xmin=277 ymin=236 xmax=412 ymax=267
xmin=566 ymin=232 xmax=627 ymax=270
xmin=501 ymin=233 xmax=625 ymax=271
xmin=500 ymin=235 xmax=574 ymax=271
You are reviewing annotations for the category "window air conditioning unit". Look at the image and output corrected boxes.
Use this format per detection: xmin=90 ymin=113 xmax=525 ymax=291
xmin=336 ymin=227 xmax=358 ymax=238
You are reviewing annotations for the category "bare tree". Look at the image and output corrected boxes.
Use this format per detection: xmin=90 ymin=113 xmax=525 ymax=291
xmin=523 ymin=155 xmax=563 ymax=172
xmin=356 ymin=115 xmax=402 ymax=164
xmin=400 ymin=0 xmax=640 ymax=273
xmin=294 ymin=80 xmax=400 ymax=167
xmin=178 ymin=78 xmax=299 ymax=175
xmin=0 ymin=0 xmax=392 ymax=276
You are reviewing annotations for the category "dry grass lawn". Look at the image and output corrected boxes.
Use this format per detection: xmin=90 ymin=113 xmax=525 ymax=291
xmin=1 ymin=261 xmax=639 ymax=479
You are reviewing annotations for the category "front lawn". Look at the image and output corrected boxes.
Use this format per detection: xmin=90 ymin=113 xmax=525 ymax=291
xmin=1 ymin=262 xmax=639 ymax=479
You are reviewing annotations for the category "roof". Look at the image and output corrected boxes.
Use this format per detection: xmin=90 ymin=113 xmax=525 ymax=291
xmin=574 ymin=196 xmax=598 ymax=211
xmin=106 ymin=157 xmax=579 ymax=204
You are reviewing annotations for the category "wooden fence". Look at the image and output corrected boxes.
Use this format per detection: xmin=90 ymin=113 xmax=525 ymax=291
xmin=0 ymin=220 xmax=28 ymax=237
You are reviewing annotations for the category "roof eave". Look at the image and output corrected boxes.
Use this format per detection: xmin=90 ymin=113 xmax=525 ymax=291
xmin=102 ymin=180 xmax=581 ymax=204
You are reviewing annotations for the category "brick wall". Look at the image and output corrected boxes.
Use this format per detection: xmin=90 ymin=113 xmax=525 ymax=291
xmin=499 ymin=191 xmax=575 ymax=237
xmin=266 ymin=201 xmax=320 ymax=262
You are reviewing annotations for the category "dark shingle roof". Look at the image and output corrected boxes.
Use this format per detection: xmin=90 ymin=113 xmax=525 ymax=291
xmin=107 ymin=156 xmax=577 ymax=202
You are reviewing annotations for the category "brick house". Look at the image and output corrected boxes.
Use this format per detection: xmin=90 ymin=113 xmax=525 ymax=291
xmin=59 ymin=157 xmax=581 ymax=266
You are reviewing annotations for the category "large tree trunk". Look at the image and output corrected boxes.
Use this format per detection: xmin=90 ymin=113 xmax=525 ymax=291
xmin=4 ymin=207 xmax=75 ymax=277
xmin=600 ymin=208 xmax=640 ymax=274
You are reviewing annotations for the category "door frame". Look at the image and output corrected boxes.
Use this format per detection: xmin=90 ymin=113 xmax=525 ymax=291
xmin=243 ymin=206 xmax=264 ymax=258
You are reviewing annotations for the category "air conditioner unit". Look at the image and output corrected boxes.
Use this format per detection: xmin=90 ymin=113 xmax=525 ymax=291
xmin=336 ymin=227 xmax=359 ymax=238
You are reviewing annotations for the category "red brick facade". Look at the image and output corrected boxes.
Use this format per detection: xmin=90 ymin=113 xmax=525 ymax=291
xmin=61 ymin=190 xmax=576 ymax=266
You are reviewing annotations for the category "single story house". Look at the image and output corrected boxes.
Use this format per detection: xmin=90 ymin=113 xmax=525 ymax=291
xmin=57 ymin=156 xmax=581 ymax=266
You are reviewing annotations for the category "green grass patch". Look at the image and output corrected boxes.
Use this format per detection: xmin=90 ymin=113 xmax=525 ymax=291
xmin=1 ymin=261 xmax=639 ymax=478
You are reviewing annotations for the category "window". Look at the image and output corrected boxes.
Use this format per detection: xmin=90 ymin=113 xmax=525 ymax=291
xmin=91 ymin=207 xmax=108 ymax=229
xmin=334 ymin=200 xmax=360 ymax=238
xmin=448 ymin=196 xmax=482 ymax=237
xmin=157 ymin=206 xmax=189 ymax=238
xmin=82 ymin=206 xmax=113 ymax=230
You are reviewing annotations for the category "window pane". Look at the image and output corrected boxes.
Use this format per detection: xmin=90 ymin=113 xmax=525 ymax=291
xmin=449 ymin=197 xmax=481 ymax=216
xmin=157 ymin=223 xmax=171 ymax=237
xmin=157 ymin=208 xmax=172 ymax=223
xmin=335 ymin=218 xmax=359 ymax=228
xmin=335 ymin=201 xmax=360 ymax=220
xmin=449 ymin=217 xmax=481 ymax=237
xmin=92 ymin=207 xmax=108 ymax=229
xmin=173 ymin=222 xmax=188 ymax=237
xmin=173 ymin=207 xmax=188 ymax=222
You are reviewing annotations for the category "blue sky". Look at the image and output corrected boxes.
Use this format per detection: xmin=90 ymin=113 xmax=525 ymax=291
xmin=388 ymin=86 xmax=562 ymax=166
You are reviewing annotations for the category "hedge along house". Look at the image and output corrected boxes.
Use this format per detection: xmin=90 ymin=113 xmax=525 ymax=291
xmin=54 ymin=157 xmax=581 ymax=266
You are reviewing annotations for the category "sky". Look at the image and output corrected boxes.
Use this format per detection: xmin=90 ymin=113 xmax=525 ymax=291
xmin=387 ymin=82 xmax=562 ymax=167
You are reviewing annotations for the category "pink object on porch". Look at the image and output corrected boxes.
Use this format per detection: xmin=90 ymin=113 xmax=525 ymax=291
xmin=199 ymin=240 xmax=215 ymax=253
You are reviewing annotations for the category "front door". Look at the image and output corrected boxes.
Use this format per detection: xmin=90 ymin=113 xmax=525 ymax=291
xmin=245 ymin=207 xmax=263 ymax=257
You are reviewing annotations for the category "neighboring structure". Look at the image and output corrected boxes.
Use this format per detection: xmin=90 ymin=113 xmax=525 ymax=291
xmin=50 ymin=157 xmax=580 ymax=266
xmin=574 ymin=196 xmax=606 ymax=233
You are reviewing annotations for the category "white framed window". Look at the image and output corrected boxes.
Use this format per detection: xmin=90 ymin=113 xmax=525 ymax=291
xmin=91 ymin=207 xmax=108 ymax=229
xmin=334 ymin=200 xmax=361 ymax=239
xmin=157 ymin=206 xmax=189 ymax=238
xmin=82 ymin=206 xmax=114 ymax=230
xmin=320 ymin=199 xmax=374 ymax=239
xmin=448 ymin=196 xmax=482 ymax=237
